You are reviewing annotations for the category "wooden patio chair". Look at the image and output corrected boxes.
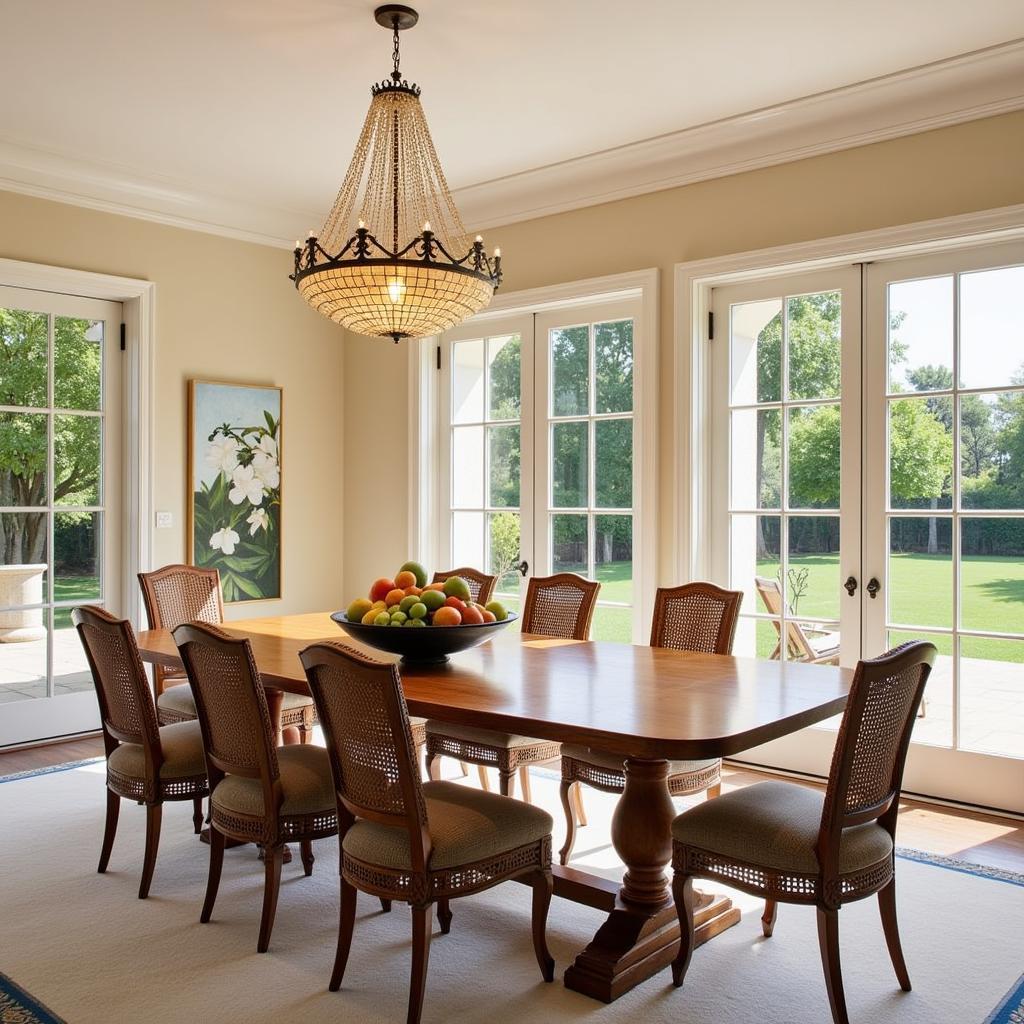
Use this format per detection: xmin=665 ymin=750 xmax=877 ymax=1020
xmin=755 ymin=575 xmax=841 ymax=665
xmin=670 ymin=640 xmax=936 ymax=1024
xmin=139 ymin=564 xmax=317 ymax=741
xmin=72 ymin=605 xmax=209 ymax=899
xmin=173 ymin=622 xmax=338 ymax=953
xmin=557 ymin=582 xmax=743 ymax=865
xmin=300 ymin=640 xmax=554 ymax=1024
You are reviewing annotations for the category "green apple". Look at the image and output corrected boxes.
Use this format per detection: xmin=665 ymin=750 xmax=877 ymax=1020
xmin=420 ymin=589 xmax=446 ymax=612
xmin=399 ymin=560 xmax=428 ymax=588
xmin=485 ymin=600 xmax=508 ymax=621
xmin=443 ymin=575 xmax=471 ymax=601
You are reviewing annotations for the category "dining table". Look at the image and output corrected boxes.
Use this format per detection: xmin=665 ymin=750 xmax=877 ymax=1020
xmin=136 ymin=611 xmax=854 ymax=1004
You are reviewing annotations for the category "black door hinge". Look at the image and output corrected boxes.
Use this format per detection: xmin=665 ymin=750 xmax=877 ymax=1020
xmin=707 ymin=310 xmax=714 ymax=341
xmin=436 ymin=344 xmax=441 ymax=370
xmin=120 ymin=323 xmax=126 ymax=351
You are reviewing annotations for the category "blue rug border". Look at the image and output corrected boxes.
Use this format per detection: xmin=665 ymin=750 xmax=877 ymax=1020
xmin=0 ymin=756 xmax=103 ymax=784
xmin=985 ymin=973 xmax=1024 ymax=1024
xmin=0 ymin=972 xmax=67 ymax=1024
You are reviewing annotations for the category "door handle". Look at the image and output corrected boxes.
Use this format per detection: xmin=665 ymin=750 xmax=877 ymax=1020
xmin=517 ymin=560 xmax=529 ymax=577
xmin=843 ymin=576 xmax=857 ymax=597
xmin=866 ymin=577 xmax=881 ymax=599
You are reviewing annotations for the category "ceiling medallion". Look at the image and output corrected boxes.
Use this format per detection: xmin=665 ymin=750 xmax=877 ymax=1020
xmin=290 ymin=4 xmax=502 ymax=342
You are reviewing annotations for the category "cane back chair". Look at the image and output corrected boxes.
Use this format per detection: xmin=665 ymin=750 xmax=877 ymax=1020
xmin=72 ymin=605 xmax=209 ymax=899
xmin=300 ymin=641 xmax=554 ymax=1024
xmin=424 ymin=572 xmax=601 ymax=801
xmin=558 ymin=582 xmax=743 ymax=865
xmin=670 ymin=640 xmax=936 ymax=1024
xmin=140 ymin=564 xmax=317 ymax=740
xmin=430 ymin=567 xmax=498 ymax=606
xmin=173 ymin=622 xmax=337 ymax=953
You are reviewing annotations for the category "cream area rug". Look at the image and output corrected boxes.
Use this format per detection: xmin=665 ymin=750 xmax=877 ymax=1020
xmin=1 ymin=760 xmax=1022 ymax=1024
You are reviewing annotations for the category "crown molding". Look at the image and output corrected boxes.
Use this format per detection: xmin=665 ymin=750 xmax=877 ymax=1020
xmin=1 ymin=39 xmax=1022 ymax=248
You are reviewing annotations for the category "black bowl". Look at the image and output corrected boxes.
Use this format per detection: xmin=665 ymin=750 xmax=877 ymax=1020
xmin=331 ymin=611 xmax=518 ymax=664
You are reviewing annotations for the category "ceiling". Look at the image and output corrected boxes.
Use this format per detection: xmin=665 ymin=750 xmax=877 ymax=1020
xmin=2 ymin=1 xmax=1023 ymax=243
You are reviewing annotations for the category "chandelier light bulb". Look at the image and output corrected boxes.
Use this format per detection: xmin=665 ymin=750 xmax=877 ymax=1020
xmin=494 ymin=247 xmax=501 ymax=258
xmin=358 ymin=219 xmax=365 ymax=229
xmin=387 ymin=280 xmax=405 ymax=304
xmin=423 ymin=221 xmax=431 ymax=233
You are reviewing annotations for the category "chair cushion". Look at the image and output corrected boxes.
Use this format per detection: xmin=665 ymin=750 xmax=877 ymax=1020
xmin=211 ymin=744 xmax=335 ymax=819
xmin=157 ymin=683 xmax=313 ymax=717
xmin=425 ymin=720 xmax=546 ymax=750
xmin=562 ymin=743 xmax=719 ymax=780
xmin=108 ymin=720 xmax=206 ymax=780
xmin=671 ymin=780 xmax=893 ymax=875
xmin=343 ymin=780 xmax=553 ymax=872
xmin=807 ymin=631 xmax=841 ymax=657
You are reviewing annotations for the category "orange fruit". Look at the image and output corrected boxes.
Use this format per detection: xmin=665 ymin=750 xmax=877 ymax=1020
xmin=385 ymin=588 xmax=406 ymax=607
xmin=404 ymin=585 xmax=422 ymax=597
xmin=395 ymin=570 xmax=417 ymax=589
xmin=481 ymin=609 xmax=496 ymax=622
xmin=424 ymin=582 xmax=445 ymax=592
xmin=462 ymin=605 xmax=484 ymax=625
xmin=433 ymin=606 xmax=462 ymax=626
xmin=445 ymin=596 xmax=467 ymax=612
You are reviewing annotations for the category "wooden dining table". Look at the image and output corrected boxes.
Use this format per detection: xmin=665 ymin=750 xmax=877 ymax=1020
xmin=136 ymin=611 xmax=854 ymax=1004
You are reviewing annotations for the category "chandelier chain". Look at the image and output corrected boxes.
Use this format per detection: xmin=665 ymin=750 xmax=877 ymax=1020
xmin=392 ymin=20 xmax=401 ymax=81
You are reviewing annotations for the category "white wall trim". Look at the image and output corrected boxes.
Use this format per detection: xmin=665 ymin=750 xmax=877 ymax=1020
xmin=406 ymin=336 xmax=438 ymax=566
xmin=0 ymin=258 xmax=155 ymax=628
xmin=673 ymin=202 xmax=1024 ymax=583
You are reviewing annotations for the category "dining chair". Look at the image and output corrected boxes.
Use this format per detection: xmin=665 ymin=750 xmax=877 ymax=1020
xmin=755 ymin=575 xmax=841 ymax=665
xmin=173 ymin=621 xmax=338 ymax=953
xmin=140 ymin=564 xmax=318 ymax=741
xmin=670 ymin=640 xmax=936 ymax=1024
xmin=300 ymin=640 xmax=554 ymax=1024
xmin=557 ymin=582 xmax=743 ymax=865
xmin=424 ymin=572 xmax=601 ymax=801
xmin=72 ymin=605 xmax=209 ymax=899
xmin=430 ymin=567 xmax=498 ymax=606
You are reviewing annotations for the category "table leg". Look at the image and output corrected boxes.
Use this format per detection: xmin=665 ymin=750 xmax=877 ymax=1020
xmin=562 ymin=757 xmax=739 ymax=1002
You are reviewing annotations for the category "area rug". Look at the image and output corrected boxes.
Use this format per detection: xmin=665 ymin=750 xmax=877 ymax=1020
xmin=2 ymin=759 xmax=1022 ymax=1024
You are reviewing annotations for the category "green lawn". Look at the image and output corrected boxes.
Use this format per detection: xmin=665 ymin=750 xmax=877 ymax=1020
xmin=52 ymin=575 xmax=100 ymax=629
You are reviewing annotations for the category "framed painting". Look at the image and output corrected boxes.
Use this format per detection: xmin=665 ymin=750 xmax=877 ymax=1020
xmin=187 ymin=380 xmax=282 ymax=603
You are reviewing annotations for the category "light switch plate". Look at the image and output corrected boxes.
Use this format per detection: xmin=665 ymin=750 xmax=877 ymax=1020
xmin=156 ymin=511 xmax=173 ymax=529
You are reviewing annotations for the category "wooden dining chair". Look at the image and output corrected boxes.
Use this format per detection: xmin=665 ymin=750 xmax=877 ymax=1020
xmin=140 ymin=564 xmax=317 ymax=741
xmin=755 ymin=575 xmax=841 ymax=665
xmin=300 ymin=640 xmax=554 ymax=1024
xmin=424 ymin=572 xmax=601 ymax=801
xmin=173 ymin=622 xmax=338 ymax=953
xmin=72 ymin=605 xmax=209 ymax=899
xmin=430 ymin=567 xmax=498 ymax=606
xmin=670 ymin=640 xmax=936 ymax=1024
xmin=557 ymin=582 xmax=743 ymax=865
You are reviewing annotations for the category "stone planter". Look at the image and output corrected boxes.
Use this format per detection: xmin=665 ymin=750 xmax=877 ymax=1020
xmin=0 ymin=564 xmax=48 ymax=643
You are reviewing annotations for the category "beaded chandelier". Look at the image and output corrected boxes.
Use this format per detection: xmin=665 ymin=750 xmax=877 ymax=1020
xmin=291 ymin=4 xmax=502 ymax=342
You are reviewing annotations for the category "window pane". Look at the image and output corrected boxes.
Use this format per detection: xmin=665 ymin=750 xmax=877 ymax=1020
xmin=786 ymin=292 xmax=841 ymax=401
xmin=731 ymin=514 xmax=781 ymax=615
xmin=888 ymin=397 xmax=952 ymax=510
xmin=0 ymin=307 xmax=47 ymax=408
xmin=54 ymin=511 xmax=101 ymax=627
xmin=732 ymin=617 xmax=782 ymax=661
xmin=451 ymin=426 xmax=484 ymax=508
xmin=487 ymin=335 xmax=520 ymax=419
xmin=0 ymin=513 xmax=48 ymax=608
xmin=595 ymin=515 xmax=631 ymax=606
xmin=730 ymin=299 xmax=781 ymax=405
xmin=959 ymin=636 xmax=1024 ymax=758
xmin=594 ymin=419 xmax=631 ymax=508
xmin=55 ymin=317 xmax=102 ymax=411
xmin=488 ymin=425 xmax=520 ymax=508
xmin=551 ymin=326 xmax=589 ymax=416
xmin=53 ymin=615 xmax=94 ymax=694
xmin=888 ymin=518 xmax=952 ymax=629
xmin=594 ymin=320 xmax=633 ymax=414
xmin=591 ymin=605 xmax=630 ymax=643
xmin=888 ymin=629 xmax=953 ymax=748
xmin=887 ymin=276 xmax=953 ymax=394
xmin=0 ymin=621 xmax=48 ymax=702
xmin=731 ymin=408 xmax=780 ymax=509
xmin=551 ymin=421 xmax=587 ymax=508
xmin=787 ymin=516 xmax=840 ymax=622
xmin=788 ymin=405 xmax=840 ymax=509
xmin=451 ymin=511 xmax=484 ymax=570
xmin=960 ymin=265 xmax=1024 ymax=390
xmin=0 ymin=413 xmax=48 ymax=505
xmin=488 ymin=511 xmax=521 ymax=597
xmin=551 ymin=514 xmax=587 ymax=575
xmin=55 ymin=415 xmax=101 ymax=506
xmin=960 ymin=518 xmax=1024 ymax=635
xmin=961 ymin=391 xmax=1024 ymax=510
xmin=452 ymin=339 xmax=484 ymax=424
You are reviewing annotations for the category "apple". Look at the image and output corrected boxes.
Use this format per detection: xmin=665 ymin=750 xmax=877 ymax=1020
xmin=433 ymin=606 xmax=462 ymax=626
xmin=398 ymin=560 xmax=428 ymax=588
xmin=442 ymin=575 xmax=472 ymax=602
xmin=485 ymin=601 xmax=508 ymax=621
xmin=420 ymin=590 xmax=446 ymax=612
xmin=462 ymin=605 xmax=484 ymax=625
xmin=347 ymin=598 xmax=373 ymax=623
xmin=370 ymin=577 xmax=396 ymax=603
xmin=445 ymin=596 xmax=467 ymax=612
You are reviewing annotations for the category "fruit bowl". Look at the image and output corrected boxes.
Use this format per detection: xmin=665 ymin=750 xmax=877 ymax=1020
xmin=331 ymin=611 xmax=518 ymax=665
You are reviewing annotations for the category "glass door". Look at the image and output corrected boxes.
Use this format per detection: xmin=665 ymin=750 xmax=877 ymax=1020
xmin=0 ymin=286 xmax=123 ymax=746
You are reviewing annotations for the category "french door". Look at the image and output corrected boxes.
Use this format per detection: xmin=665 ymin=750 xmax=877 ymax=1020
xmin=0 ymin=286 xmax=123 ymax=746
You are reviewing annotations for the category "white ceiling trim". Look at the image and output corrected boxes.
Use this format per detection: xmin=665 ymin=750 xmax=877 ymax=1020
xmin=1 ymin=39 xmax=1021 ymax=249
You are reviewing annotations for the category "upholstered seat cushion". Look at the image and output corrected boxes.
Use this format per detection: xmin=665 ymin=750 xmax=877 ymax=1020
xmin=562 ymin=743 xmax=719 ymax=779
xmin=343 ymin=780 xmax=553 ymax=872
xmin=157 ymin=682 xmax=314 ymax=717
xmin=108 ymin=720 xmax=206 ymax=780
xmin=424 ymin=720 xmax=547 ymax=750
xmin=211 ymin=744 xmax=335 ymax=819
xmin=671 ymin=780 xmax=893 ymax=875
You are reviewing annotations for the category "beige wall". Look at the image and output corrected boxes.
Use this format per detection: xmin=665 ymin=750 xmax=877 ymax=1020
xmin=0 ymin=191 xmax=345 ymax=619
xmin=342 ymin=110 xmax=1024 ymax=597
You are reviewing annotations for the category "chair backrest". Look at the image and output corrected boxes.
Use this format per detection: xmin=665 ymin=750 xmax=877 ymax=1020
xmin=172 ymin=622 xmax=278 ymax=791
xmin=817 ymin=641 xmax=935 ymax=888
xmin=300 ymin=641 xmax=431 ymax=871
xmin=521 ymin=573 xmax=601 ymax=640
xmin=754 ymin=575 xmax=816 ymax=661
xmin=650 ymin=583 xmax=743 ymax=654
xmin=431 ymin=567 xmax=498 ymax=605
xmin=73 ymin=605 xmax=161 ymax=755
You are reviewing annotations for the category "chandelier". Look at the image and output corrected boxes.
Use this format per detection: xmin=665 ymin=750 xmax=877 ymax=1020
xmin=290 ymin=4 xmax=502 ymax=343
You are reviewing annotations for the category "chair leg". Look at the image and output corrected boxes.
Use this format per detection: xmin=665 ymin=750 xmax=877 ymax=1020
xmin=329 ymin=877 xmax=359 ymax=991
xmin=138 ymin=803 xmax=162 ymax=899
xmin=98 ymin=788 xmax=120 ymax=873
xmin=878 ymin=879 xmax=912 ymax=991
xmin=671 ymin=873 xmax=695 ymax=987
xmin=762 ymin=899 xmax=778 ymax=937
xmin=408 ymin=904 xmax=433 ymax=1024
xmin=530 ymin=868 xmax=555 ymax=982
xmin=477 ymin=764 xmax=491 ymax=791
xmin=519 ymin=765 xmax=533 ymax=803
xmin=380 ymin=898 xmax=393 ymax=913
xmin=257 ymin=845 xmax=285 ymax=953
xmin=300 ymin=838 xmax=315 ymax=877
xmin=816 ymin=906 xmax=850 ymax=1024
xmin=200 ymin=826 xmax=225 ymax=923
xmin=192 ymin=796 xmax=204 ymax=834
xmin=572 ymin=780 xmax=588 ymax=827
xmin=498 ymin=768 xmax=515 ymax=797
xmin=558 ymin=779 xmax=577 ymax=866
xmin=438 ymin=898 xmax=452 ymax=935
xmin=707 ymin=781 xmax=722 ymax=800
xmin=458 ymin=761 xmax=470 ymax=778
xmin=425 ymin=750 xmax=441 ymax=782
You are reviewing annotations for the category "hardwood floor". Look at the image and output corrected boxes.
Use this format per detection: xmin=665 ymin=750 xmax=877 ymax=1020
xmin=2 ymin=734 xmax=1022 ymax=874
